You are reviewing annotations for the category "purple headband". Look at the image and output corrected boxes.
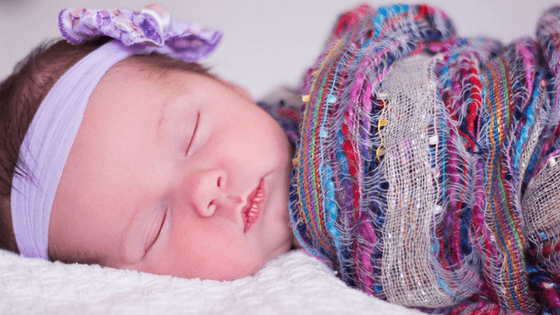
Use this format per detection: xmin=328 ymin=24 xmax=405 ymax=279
xmin=10 ymin=6 xmax=222 ymax=259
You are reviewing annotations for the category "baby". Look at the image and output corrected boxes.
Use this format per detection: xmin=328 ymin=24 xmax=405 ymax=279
xmin=0 ymin=6 xmax=294 ymax=281
xmin=3 ymin=3 xmax=560 ymax=315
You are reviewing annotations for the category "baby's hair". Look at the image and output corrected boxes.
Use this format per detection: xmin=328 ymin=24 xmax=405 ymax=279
xmin=0 ymin=37 xmax=214 ymax=255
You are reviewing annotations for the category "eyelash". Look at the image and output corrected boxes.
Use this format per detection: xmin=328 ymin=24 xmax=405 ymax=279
xmin=146 ymin=206 xmax=168 ymax=254
xmin=185 ymin=112 xmax=200 ymax=155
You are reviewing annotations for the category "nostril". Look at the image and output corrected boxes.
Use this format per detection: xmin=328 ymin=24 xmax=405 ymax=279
xmin=207 ymin=201 xmax=216 ymax=216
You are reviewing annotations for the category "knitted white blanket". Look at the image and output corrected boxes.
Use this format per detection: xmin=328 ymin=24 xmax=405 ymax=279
xmin=0 ymin=249 xmax=422 ymax=314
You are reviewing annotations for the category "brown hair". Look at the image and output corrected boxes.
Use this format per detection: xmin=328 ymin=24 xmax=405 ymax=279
xmin=0 ymin=37 xmax=213 ymax=255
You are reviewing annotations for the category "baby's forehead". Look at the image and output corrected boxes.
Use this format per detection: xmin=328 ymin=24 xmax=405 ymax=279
xmin=99 ymin=60 xmax=182 ymax=97
xmin=103 ymin=58 xmax=169 ymax=82
xmin=103 ymin=57 xmax=219 ymax=93
xmin=99 ymin=57 xmax=254 ymax=109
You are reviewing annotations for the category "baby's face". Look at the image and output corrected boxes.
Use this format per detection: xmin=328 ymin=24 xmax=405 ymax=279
xmin=48 ymin=60 xmax=294 ymax=280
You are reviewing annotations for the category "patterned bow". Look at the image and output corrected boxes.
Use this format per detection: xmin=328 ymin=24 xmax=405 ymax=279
xmin=59 ymin=4 xmax=222 ymax=62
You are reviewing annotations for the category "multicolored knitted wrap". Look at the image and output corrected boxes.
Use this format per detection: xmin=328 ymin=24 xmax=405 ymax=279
xmin=289 ymin=4 xmax=560 ymax=314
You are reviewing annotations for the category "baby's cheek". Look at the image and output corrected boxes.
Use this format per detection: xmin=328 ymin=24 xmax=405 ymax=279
xmin=164 ymin=230 xmax=260 ymax=280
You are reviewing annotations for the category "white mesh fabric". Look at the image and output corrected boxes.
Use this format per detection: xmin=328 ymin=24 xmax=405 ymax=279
xmin=518 ymin=121 xmax=543 ymax=188
xmin=522 ymin=153 xmax=560 ymax=272
xmin=378 ymin=54 xmax=457 ymax=307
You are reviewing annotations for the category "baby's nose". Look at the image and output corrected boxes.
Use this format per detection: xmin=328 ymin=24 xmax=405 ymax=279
xmin=191 ymin=169 xmax=226 ymax=218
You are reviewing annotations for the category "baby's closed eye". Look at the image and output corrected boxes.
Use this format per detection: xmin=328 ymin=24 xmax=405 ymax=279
xmin=143 ymin=204 xmax=168 ymax=257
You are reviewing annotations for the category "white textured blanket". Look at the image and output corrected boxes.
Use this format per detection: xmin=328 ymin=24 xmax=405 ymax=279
xmin=0 ymin=249 xmax=422 ymax=314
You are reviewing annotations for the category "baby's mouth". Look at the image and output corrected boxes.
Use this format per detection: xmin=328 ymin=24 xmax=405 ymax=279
xmin=243 ymin=178 xmax=265 ymax=233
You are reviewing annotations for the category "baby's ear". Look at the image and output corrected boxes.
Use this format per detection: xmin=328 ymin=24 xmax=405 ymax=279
xmin=219 ymin=80 xmax=253 ymax=102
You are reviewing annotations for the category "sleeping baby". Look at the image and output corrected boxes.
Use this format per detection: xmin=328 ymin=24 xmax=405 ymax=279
xmin=1 ymin=3 xmax=560 ymax=315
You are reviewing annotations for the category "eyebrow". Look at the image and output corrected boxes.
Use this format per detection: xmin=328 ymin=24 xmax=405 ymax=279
xmin=157 ymin=97 xmax=171 ymax=137
xmin=156 ymin=88 xmax=187 ymax=138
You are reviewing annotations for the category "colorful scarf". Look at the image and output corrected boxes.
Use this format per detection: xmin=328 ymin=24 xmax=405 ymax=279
xmin=289 ymin=4 xmax=560 ymax=314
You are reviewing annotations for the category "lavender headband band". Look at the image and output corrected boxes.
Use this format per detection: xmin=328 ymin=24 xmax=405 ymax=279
xmin=10 ymin=6 xmax=222 ymax=259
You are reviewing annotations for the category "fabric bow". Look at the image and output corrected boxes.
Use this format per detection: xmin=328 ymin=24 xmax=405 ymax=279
xmin=58 ymin=4 xmax=222 ymax=62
